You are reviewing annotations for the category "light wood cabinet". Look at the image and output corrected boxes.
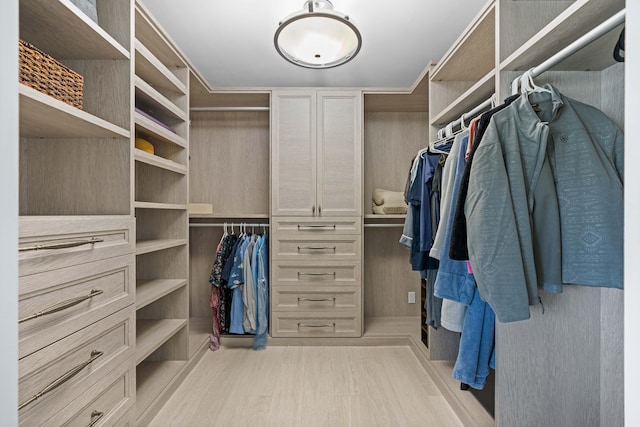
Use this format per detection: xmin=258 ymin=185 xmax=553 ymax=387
xmin=271 ymin=90 xmax=363 ymax=338
xmin=17 ymin=0 xmax=136 ymax=424
xmin=271 ymin=90 xmax=362 ymax=217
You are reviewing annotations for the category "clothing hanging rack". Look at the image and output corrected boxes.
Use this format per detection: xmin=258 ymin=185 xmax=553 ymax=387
xmin=190 ymin=107 xmax=270 ymax=112
xmin=511 ymin=9 xmax=626 ymax=91
xmin=189 ymin=222 xmax=269 ymax=228
xmin=427 ymin=94 xmax=496 ymax=153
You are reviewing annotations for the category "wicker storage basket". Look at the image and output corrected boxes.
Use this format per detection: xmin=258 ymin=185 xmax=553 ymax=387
xmin=19 ymin=39 xmax=84 ymax=109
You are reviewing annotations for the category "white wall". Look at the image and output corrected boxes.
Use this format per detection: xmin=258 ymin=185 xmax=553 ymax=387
xmin=625 ymin=2 xmax=639 ymax=426
xmin=1 ymin=0 xmax=19 ymax=424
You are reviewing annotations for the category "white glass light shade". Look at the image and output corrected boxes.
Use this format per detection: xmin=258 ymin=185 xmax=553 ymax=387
xmin=274 ymin=1 xmax=361 ymax=69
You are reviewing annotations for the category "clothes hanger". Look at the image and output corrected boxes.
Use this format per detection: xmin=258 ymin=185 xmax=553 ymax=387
xmin=520 ymin=69 xmax=552 ymax=95
xmin=429 ymin=121 xmax=460 ymax=154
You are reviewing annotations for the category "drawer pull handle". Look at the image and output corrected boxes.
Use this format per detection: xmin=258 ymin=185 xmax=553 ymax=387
xmin=19 ymin=289 xmax=104 ymax=323
xmin=87 ymin=410 xmax=105 ymax=427
xmin=297 ymin=272 xmax=336 ymax=277
xmin=297 ymin=246 xmax=336 ymax=251
xmin=297 ymin=224 xmax=336 ymax=230
xmin=298 ymin=297 xmax=336 ymax=303
xmin=19 ymin=237 xmax=104 ymax=252
xmin=19 ymin=350 xmax=103 ymax=410
xmin=298 ymin=323 xmax=336 ymax=329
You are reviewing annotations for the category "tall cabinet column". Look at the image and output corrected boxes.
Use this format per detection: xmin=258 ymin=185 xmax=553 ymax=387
xmin=270 ymin=90 xmax=364 ymax=338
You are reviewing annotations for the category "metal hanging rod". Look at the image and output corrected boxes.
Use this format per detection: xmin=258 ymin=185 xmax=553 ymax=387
xmin=529 ymin=9 xmax=626 ymax=79
xmin=189 ymin=223 xmax=269 ymax=228
xmin=190 ymin=107 xmax=270 ymax=112
xmin=434 ymin=94 xmax=496 ymax=142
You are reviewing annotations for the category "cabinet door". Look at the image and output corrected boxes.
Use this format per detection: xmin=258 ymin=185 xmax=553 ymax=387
xmin=317 ymin=91 xmax=362 ymax=216
xmin=271 ymin=91 xmax=317 ymax=216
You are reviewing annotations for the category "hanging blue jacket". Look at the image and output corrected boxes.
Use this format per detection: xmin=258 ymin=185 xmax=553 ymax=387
xmin=466 ymin=85 xmax=624 ymax=322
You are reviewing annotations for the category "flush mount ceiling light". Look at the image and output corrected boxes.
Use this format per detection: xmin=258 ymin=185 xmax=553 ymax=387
xmin=274 ymin=0 xmax=362 ymax=69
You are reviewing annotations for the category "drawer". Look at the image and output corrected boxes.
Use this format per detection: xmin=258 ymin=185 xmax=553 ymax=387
xmin=39 ymin=360 xmax=135 ymax=427
xmin=272 ymin=217 xmax=361 ymax=236
xmin=272 ymin=285 xmax=360 ymax=312
xmin=19 ymin=308 xmax=135 ymax=425
xmin=19 ymin=216 xmax=135 ymax=277
xmin=271 ymin=313 xmax=361 ymax=337
xmin=272 ymin=261 xmax=361 ymax=286
xmin=19 ymin=254 xmax=134 ymax=359
xmin=272 ymin=234 xmax=361 ymax=260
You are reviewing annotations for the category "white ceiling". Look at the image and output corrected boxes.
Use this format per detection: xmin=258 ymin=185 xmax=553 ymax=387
xmin=142 ymin=0 xmax=489 ymax=90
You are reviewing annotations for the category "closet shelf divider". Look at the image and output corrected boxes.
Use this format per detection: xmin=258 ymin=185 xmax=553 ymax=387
xmin=134 ymin=75 xmax=187 ymax=121
xmin=136 ymin=279 xmax=188 ymax=310
xmin=134 ymin=148 xmax=187 ymax=175
xmin=135 ymin=202 xmax=188 ymax=210
xmin=135 ymin=239 xmax=187 ymax=255
xmin=20 ymin=85 xmax=130 ymax=139
xmin=500 ymin=0 xmax=625 ymax=72
xmin=135 ymin=41 xmax=188 ymax=95
xmin=20 ymin=0 xmax=130 ymax=60
xmin=135 ymin=112 xmax=187 ymax=148
xmin=135 ymin=318 xmax=188 ymax=365
xmin=429 ymin=70 xmax=495 ymax=126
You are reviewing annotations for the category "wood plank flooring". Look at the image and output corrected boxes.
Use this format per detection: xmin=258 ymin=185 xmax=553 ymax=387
xmin=148 ymin=345 xmax=465 ymax=427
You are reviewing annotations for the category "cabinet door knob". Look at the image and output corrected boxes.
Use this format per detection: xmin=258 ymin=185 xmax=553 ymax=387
xmin=312 ymin=205 xmax=315 ymax=216
xmin=318 ymin=205 xmax=322 ymax=215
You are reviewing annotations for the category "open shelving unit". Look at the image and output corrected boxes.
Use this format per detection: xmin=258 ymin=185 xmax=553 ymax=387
xmin=133 ymin=1 xmax=191 ymax=424
xmin=188 ymin=77 xmax=271 ymax=347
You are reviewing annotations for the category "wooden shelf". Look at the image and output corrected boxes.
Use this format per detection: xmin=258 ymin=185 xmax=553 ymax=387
xmin=429 ymin=70 xmax=495 ymax=126
xmin=135 ymin=5 xmax=186 ymax=73
xmin=19 ymin=85 xmax=130 ymax=138
xmin=136 ymin=239 xmax=187 ymax=255
xmin=430 ymin=1 xmax=495 ymax=81
xmin=137 ymin=279 xmax=188 ymax=310
xmin=135 ymin=202 xmax=188 ymax=210
xmin=135 ymin=111 xmax=187 ymax=148
xmin=364 ymin=214 xmax=406 ymax=225
xmin=135 ymin=75 xmax=187 ymax=121
xmin=136 ymin=360 xmax=187 ymax=422
xmin=501 ymin=0 xmax=624 ymax=72
xmin=135 ymin=318 xmax=188 ymax=364
xmin=135 ymin=40 xmax=187 ymax=95
xmin=19 ymin=0 xmax=129 ymax=60
xmin=134 ymin=148 xmax=187 ymax=175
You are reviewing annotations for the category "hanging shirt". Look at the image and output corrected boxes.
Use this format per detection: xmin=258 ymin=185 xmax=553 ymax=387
xmin=242 ymin=235 xmax=258 ymax=333
xmin=254 ymin=234 xmax=269 ymax=350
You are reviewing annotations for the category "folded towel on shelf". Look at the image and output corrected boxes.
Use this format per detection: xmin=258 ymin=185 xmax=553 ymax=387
xmin=372 ymin=188 xmax=407 ymax=214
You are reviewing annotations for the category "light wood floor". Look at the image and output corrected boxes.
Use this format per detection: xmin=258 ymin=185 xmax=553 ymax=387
xmin=148 ymin=345 xmax=465 ymax=427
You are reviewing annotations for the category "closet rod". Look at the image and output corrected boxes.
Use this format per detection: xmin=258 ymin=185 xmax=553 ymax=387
xmin=529 ymin=9 xmax=625 ymax=79
xmin=363 ymin=224 xmax=405 ymax=228
xmin=189 ymin=223 xmax=269 ymax=228
xmin=190 ymin=107 xmax=270 ymax=112
xmin=437 ymin=94 xmax=495 ymax=137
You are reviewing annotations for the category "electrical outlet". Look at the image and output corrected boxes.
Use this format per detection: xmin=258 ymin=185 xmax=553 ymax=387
xmin=408 ymin=292 xmax=416 ymax=304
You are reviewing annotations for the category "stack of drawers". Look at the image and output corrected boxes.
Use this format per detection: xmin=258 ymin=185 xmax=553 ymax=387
xmin=18 ymin=217 xmax=136 ymax=426
xmin=271 ymin=217 xmax=362 ymax=338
